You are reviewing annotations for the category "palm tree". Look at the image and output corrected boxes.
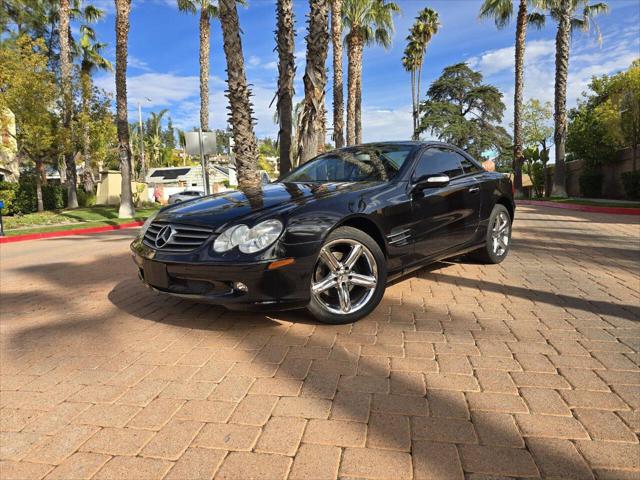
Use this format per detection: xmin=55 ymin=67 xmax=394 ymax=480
xmin=331 ymin=0 xmax=345 ymax=148
xmin=115 ymin=0 xmax=135 ymax=218
xmin=146 ymin=109 xmax=169 ymax=166
xmin=59 ymin=0 xmax=78 ymax=208
xmin=298 ymin=0 xmax=329 ymax=164
xmin=275 ymin=0 xmax=295 ymax=174
xmin=343 ymin=0 xmax=400 ymax=145
xmin=480 ymin=0 xmax=545 ymax=199
xmin=403 ymin=8 xmax=440 ymax=140
xmin=77 ymin=24 xmax=112 ymax=193
xmin=545 ymin=0 xmax=608 ymax=197
xmin=177 ymin=0 xmax=218 ymax=132
xmin=218 ymin=0 xmax=260 ymax=190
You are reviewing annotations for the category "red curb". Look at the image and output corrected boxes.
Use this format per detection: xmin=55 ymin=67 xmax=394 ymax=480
xmin=0 ymin=221 xmax=144 ymax=244
xmin=517 ymin=200 xmax=640 ymax=216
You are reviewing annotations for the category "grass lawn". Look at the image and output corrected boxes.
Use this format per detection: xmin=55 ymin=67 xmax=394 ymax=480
xmin=2 ymin=205 xmax=159 ymax=237
xmin=528 ymin=198 xmax=640 ymax=209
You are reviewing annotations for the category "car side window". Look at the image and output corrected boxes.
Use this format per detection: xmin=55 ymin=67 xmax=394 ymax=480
xmin=459 ymin=155 xmax=482 ymax=174
xmin=412 ymin=148 xmax=464 ymax=181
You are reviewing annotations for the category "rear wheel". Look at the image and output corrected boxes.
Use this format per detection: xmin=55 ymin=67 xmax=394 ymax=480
xmin=307 ymin=227 xmax=387 ymax=324
xmin=470 ymin=204 xmax=512 ymax=264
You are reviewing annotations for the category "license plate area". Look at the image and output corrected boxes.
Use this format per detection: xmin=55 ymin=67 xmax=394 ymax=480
xmin=143 ymin=260 xmax=169 ymax=289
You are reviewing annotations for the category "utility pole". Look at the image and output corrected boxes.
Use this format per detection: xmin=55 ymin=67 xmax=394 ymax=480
xmin=138 ymin=102 xmax=145 ymax=181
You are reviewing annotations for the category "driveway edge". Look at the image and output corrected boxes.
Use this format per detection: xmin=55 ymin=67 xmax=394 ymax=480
xmin=517 ymin=200 xmax=640 ymax=216
xmin=0 ymin=221 xmax=143 ymax=244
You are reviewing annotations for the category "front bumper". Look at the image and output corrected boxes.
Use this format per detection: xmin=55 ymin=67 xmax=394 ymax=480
xmin=130 ymin=238 xmax=318 ymax=311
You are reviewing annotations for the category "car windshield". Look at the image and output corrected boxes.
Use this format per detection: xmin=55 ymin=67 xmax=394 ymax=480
xmin=280 ymin=145 xmax=413 ymax=183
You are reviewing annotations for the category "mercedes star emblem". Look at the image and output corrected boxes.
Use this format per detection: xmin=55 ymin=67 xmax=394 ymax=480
xmin=154 ymin=225 xmax=175 ymax=248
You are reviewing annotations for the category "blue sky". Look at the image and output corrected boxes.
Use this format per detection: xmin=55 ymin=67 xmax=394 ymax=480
xmin=89 ymin=0 xmax=640 ymax=143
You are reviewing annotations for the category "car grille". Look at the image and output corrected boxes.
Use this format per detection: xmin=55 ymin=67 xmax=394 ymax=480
xmin=143 ymin=222 xmax=213 ymax=252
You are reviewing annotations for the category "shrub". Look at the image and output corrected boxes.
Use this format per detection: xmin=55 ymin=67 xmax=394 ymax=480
xmin=578 ymin=170 xmax=604 ymax=198
xmin=43 ymin=183 xmax=67 ymax=210
xmin=621 ymin=171 xmax=640 ymax=199
xmin=14 ymin=175 xmax=38 ymax=214
xmin=77 ymin=189 xmax=96 ymax=207
xmin=0 ymin=181 xmax=19 ymax=215
xmin=8 ymin=176 xmax=68 ymax=214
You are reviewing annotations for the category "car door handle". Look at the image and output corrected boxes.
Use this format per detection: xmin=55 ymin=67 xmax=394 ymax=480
xmin=468 ymin=186 xmax=480 ymax=193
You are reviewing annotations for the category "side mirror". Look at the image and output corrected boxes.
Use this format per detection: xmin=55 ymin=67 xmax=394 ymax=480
xmin=414 ymin=174 xmax=450 ymax=190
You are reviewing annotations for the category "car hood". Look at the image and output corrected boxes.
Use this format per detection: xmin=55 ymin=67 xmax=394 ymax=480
xmin=155 ymin=181 xmax=381 ymax=230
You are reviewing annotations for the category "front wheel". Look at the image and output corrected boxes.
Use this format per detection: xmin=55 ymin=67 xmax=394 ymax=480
xmin=470 ymin=204 xmax=512 ymax=264
xmin=307 ymin=226 xmax=387 ymax=324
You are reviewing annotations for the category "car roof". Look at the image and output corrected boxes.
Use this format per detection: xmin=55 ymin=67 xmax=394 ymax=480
xmin=333 ymin=140 xmax=461 ymax=150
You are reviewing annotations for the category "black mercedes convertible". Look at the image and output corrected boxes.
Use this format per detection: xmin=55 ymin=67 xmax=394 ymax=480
xmin=131 ymin=141 xmax=514 ymax=324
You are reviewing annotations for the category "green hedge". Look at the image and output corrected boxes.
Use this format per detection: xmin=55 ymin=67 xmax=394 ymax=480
xmin=0 ymin=181 xmax=19 ymax=215
xmin=578 ymin=170 xmax=603 ymax=198
xmin=621 ymin=171 xmax=640 ymax=199
xmin=0 ymin=177 xmax=67 ymax=215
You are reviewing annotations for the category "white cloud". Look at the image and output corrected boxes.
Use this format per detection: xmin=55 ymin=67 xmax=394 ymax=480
xmin=95 ymin=72 xmax=200 ymax=107
xmin=467 ymin=39 xmax=556 ymax=76
xmin=361 ymin=105 xmax=413 ymax=143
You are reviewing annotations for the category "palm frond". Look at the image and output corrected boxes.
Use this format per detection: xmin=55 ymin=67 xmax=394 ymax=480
xmin=527 ymin=12 xmax=546 ymax=29
xmin=177 ymin=0 xmax=197 ymax=14
xmin=478 ymin=0 xmax=513 ymax=29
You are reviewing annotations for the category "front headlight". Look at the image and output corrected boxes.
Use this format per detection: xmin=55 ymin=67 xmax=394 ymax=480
xmin=213 ymin=219 xmax=283 ymax=254
xmin=139 ymin=211 xmax=159 ymax=237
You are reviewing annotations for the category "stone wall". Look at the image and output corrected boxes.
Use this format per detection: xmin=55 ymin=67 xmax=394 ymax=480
xmin=545 ymin=148 xmax=637 ymax=198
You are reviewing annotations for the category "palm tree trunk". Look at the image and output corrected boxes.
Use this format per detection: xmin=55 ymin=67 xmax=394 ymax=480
xmin=59 ymin=0 xmax=78 ymax=208
xmin=218 ymin=0 xmax=260 ymax=190
xmin=298 ymin=0 xmax=329 ymax=163
xmin=115 ymin=0 xmax=135 ymax=218
xmin=355 ymin=44 xmax=363 ymax=145
xmin=81 ymin=67 xmax=94 ymax=193
xmin=346 ymin=34 xmax=356 ymax=146
xmin=199 ymin=4 xmax=210 ymax=131
xmin=513 ymin=0 xmax=527 ymax=199
xmin=410 ymin=69 xmax=417 ymax=139
xmin=276 ymin=0 xmax=295 ymax=175
xmin=552 ymin=0 xmax=570 ymax=198
xmin=331 ymin=0 xmax=344 ymax=148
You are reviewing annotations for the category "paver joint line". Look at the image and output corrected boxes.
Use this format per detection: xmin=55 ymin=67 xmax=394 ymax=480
xmin=1 ymin=206 xmax=639 ymax=479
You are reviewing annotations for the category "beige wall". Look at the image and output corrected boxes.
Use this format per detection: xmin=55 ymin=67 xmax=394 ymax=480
xmin=96 ymin=170 xmax=148 ymax=206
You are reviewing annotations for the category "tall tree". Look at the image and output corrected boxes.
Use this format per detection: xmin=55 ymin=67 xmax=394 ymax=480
xmin=521 ymin=98 xmax=553 ymax=194
xmin=545 ymin=0 xmax=608 ymax=197
xmin=177 ymin=0 xmax=218 ymax=132
xmin=343 ymin=0 xmax=399 ymax=145
xmin=275 ymin=0 xmax=295 ymax=174
xmin=479 ymin=0 xmax=545 ymax=199
xmin=403 ymin=7 xmax=440 ymax=140
xmin=115 ymin=0 xmax=135 ymax=218
xmin=59 ymin=0 xmax=78 ymax=208
xmin=218 ymin=0 xmax=260 ymax=190
xmin=77 ymin=23 xmax=112 ymax=193
xmin=298 ymin=0 xmax=329 ymax=164
xmin=418 ymin=63 xmax=512 ymax=160
xmin=0 ymin=36 xmax=58 ymax=212
xmin=331 ymin=0 xmax=345 ymax=148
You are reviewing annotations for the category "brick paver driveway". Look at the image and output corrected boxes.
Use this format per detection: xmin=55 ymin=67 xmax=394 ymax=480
xmin=1 ymin=205 xmax=638 ymax=480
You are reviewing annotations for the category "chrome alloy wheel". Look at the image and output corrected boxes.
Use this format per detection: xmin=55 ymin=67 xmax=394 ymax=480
xmin=491 ymin=211 xmax=510 ymax=256
xmin=311 ymin=239 xmax=378 ymax=315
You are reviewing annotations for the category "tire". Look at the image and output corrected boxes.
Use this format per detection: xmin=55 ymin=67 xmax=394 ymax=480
xmin=307 ymin=226 xmax=387 ymax=324
xmin=470 ymin=203 xmax=512 ymax=264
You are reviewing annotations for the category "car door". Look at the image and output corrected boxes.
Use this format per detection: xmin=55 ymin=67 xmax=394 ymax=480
xmin=408 ymin=147 xmax=481 ymax=264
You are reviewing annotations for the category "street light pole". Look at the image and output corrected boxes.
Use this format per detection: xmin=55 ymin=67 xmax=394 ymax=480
xmin=138 ymin=102 xmax=145 ymax=181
